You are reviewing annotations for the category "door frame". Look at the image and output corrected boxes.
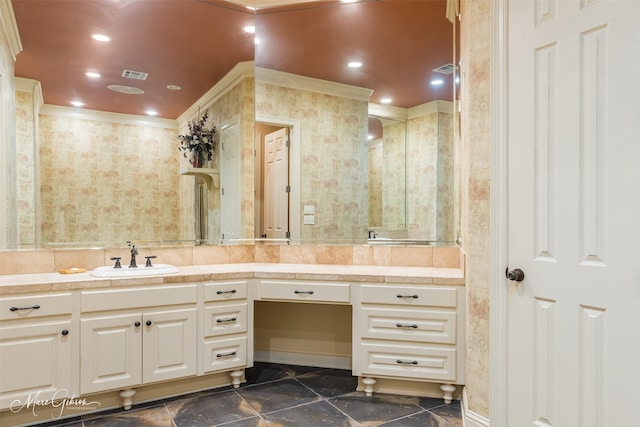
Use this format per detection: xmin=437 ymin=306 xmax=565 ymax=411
xmin=490 ymin=0 xmax=508 ymax=426
xmin=255 ymin=114 xmax=301 ymax=243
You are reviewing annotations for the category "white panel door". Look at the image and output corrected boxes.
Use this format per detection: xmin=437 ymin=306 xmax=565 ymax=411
xmin=507 ymin=0 xmax=640 ymax=425
xmin=264 ymin=127 xmax=289 ymax=239
xmin=219 ymin=115 xmax=241 ymax=243
xmin=142 ymin=308 xmax=197 ymax=383
xmin=80 ymin=314 xmax=142 ymax=394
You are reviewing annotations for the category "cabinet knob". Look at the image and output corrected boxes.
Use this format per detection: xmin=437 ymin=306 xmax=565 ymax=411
xmin=134 ymin=321 xmax=141 ymax=327
xmin=146 ymin=320 xmax=152 ymax=326
xmin=61 ymin=329 xmax=69 ymax=336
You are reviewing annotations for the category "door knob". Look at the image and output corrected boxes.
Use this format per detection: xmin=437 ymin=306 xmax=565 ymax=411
xmin=506 ymin=268 xmax=525 ymax=282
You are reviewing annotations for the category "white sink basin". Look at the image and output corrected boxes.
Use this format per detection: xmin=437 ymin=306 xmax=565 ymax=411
xmin=90 ymin=264 xmax=178 ymax=278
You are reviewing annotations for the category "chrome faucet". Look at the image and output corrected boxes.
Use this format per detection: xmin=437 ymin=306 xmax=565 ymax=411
xmin=127 ymin=241 xmax=138 ymax=268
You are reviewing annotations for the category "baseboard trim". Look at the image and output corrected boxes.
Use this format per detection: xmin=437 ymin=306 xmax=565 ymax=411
xmin=462 ymin=387 xmax=491 ymax=427
xmin=253 ymin=350 xmax=352 ymax=370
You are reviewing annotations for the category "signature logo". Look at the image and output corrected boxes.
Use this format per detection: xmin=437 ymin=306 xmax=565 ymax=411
xmin=10 ymin=389 xmax=101 ymax=418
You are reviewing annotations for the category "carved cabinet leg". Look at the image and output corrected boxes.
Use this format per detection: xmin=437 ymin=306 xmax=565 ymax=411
xmin=230 ymin=369 xmax=243 ymax=388
xmin=120 ymin=388 xmax=136 ymax=410
xmin=362 ymin=377 xmax=376 ymax=396
xmin=440 ymin=384 xmax=456 ymax=404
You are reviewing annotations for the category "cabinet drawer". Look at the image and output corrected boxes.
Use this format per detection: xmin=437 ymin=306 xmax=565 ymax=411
xmin=357 ymin=341 xmax=457 ymax=382
xmin=358 ymin=307 xmax=456 ymax=344
xmin=204 ymin=303 xmax=247 ymax=337
xmin=0 ymin=293 xmax=72 ymax=320
xmin=81 ymin=284 xmax=197 ymax=312
xmin=203 ymin=336 xmax=247 ymax=373
xmin=203 ymin=281 xmax=248 ymax=302
xmin=360 ymin=284 xmax=457 ymax=308
xmin=259 ymin=280 xmax=350 ymax=303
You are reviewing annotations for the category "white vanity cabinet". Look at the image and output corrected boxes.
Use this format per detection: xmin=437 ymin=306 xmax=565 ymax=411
xmin=79 ymin=285 xmax=197 ymax=405
xmin=351 ymin=283 xmax=465 ymax=401
xmin=202 ymin=281 xmax=248 ymax=387
xmin=0 ymin=293 xmax=75 ymax=410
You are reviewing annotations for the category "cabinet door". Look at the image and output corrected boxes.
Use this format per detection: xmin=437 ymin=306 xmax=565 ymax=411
xmin=0 ymin=320 xmax=73 ymax=410
xmin=142 ymin=308 xmax=197 ymax=384
xmin=80 ymin=314 xmax=142 ymax=394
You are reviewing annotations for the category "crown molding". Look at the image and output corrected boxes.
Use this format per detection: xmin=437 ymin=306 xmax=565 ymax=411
xmin=39 ymin=104 xmax=178 ymax=129
xmin=14 ymin=77 xmax=43 ymax=105
xmin=177 ymin=60 xmax=254 ymax=124
xmin=256 ymin=66 xmax=373 ymax=103
xmin=408 ymin=100 xmax=454 ymax=118
xmin=368 ymin=103 xmax=408 ymax=120
xmin=369 ymin=100 xmax=453 ymax=121
xmin=0 ymin=0 xmax=23 ymax=60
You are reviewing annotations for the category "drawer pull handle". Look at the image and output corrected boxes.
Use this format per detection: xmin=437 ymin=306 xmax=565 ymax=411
xmin=216 ymin=290 xmax=237 ymax=295
xmin=294 ymin=290 xmax=314 ymax=295
xmin=216 ymin=317 xmax=237 ymax=323
xmin=396 ymin=294 xmax=419 ymax=299
xmin=10 ymin=304 xmax=41 ymax=311
xmin=396 ymin=323 xmax=418 ymax=329
xmin=61 ymin=329 xmax=69 ymax=336
xmin=216 ymin=351 xmax=237 ymax=358
xmin=396 ymin=359 xmax=418 ymax=365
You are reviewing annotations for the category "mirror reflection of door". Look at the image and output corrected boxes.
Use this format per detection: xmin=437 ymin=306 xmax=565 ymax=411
xmin=219 ymin=115 xmax=241 ymax=244
xmin=256 ymin=124 xmax=290 ymax=240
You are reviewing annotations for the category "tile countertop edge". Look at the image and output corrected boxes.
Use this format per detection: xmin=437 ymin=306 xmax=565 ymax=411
xmin=0 ymin=263 xmax=464 ymax=295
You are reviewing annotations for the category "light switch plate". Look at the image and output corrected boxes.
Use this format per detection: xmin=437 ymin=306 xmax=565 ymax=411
xmin=303 ymin=215 xmax=315 ymax=225
xmin=303 ymin=205 xmax=315 ymax=214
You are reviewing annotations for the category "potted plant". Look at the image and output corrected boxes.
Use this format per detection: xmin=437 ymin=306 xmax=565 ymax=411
xmin=177 ymin=112 xmax=217 ymax=168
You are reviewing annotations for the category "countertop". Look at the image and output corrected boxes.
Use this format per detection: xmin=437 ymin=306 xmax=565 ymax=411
xmin=0 ymin=263 xmax=464 ymax=295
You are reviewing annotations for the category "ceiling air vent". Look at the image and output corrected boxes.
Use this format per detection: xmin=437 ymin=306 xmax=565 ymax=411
xmin=432 ymin=63 xmax=455 ymax=75
xmin=122 ymin=70 xmax=149 ymax=80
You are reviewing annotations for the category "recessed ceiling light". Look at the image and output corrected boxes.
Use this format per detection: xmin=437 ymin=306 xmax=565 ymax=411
xmin=146 ymin=110 xmax=158 ymax=116
xmin=85 ymin=71 xmax=101 ymax=78
xmin=70 ymin=100 xmax=84 ymax=107
xmin=368 ymin=134 xmax=374 ymax=140
xmin=244 ymin=25 xmax=255 ymax=34
xmin=380 ymin=98 xmax=392 ymax=104
xmin=431 ymin=79 xmax=445 ymax=86
xmin=166 ymin=84 xmax=182 ymax=91
xmin=342 ymin=0 xmax=358 ymax=3
xmin=348 ymin=61 xmax=362 ymax=68
xmin=91 ymin=34 xmax=110 ymax=42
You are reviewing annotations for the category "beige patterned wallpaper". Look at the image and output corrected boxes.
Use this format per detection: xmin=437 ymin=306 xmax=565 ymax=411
xmin=380 ymin=120 xmax=407 ymax=231
xmin=367 ymin=139 xmax=383 ymax=227
xmin=15 ymin=89 xmax=37 ymax=246
xmin=407 ymin=110 xmax=455 ymax=241
xmin=38 ymin=113 xmax=180 ymax=244
xmin=0 ymin=29 xmax=17 ymax=249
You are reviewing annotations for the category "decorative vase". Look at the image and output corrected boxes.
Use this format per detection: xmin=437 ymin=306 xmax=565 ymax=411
xmin=190 ymin=151 xmax=204 ymax=168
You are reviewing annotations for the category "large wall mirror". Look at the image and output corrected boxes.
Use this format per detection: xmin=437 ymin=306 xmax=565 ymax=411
xmin=6 ymin=0 xmax=457 ymax=249
xmin=254 ymin=0 xmax=458 ymax=245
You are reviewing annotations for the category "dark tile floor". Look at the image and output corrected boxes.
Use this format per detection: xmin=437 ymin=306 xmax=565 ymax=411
xmin=32 ymin=363 xmax=462 ymax=427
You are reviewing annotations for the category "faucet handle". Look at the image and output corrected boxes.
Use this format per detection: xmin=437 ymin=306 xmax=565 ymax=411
xmin=110 ymin=257 xmax=122 ymax=269
xmin=145 ymin=255 xmax=157 ymax=267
